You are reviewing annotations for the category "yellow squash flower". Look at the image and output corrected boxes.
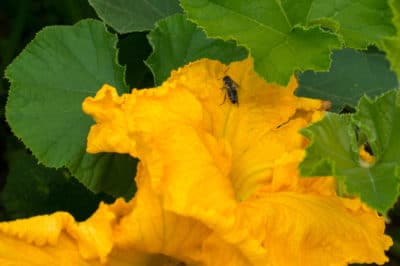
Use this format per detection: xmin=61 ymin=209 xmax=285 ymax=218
xmin=0 ymin=58 xmax=392 ymax=266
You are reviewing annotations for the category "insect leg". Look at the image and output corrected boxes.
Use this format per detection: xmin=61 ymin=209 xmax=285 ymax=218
xmin=220 ymin=89 xmax=227 ymax=105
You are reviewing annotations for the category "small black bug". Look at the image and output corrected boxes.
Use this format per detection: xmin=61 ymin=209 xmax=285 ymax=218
xmin=221 ymin=75 xmax=239 ymax=105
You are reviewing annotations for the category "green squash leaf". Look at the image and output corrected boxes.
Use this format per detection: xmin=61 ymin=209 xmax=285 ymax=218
xmin=180 ymin=0 xmax=396 ymax=85
xmin=296 ymin=49 xmax=398 ymax=113
xmin=89 ymin=0 xmax=182 ymax=33
xmin=2 ymin=151 xmax=114 ymax=221
xmin=283 ymin=0 xmax=395 ymax=49
xmin=146 ymin=14 xmax=248 ymax=85
xmin=382 ymin=0 xmax=400 ymax=79
xmin=5 ymin=19 xmax=136 ymax=199
xmin=300 ymin=90 xmax=400 ymax=214
xmin=383 ymin=37 xmax=400 ymax=80
xmin=179 ymin=0 xmax=341 ymax=84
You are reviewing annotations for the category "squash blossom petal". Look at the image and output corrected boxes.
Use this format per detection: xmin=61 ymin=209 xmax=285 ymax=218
xmin=0 ymin=58 xmax=392 ymax=266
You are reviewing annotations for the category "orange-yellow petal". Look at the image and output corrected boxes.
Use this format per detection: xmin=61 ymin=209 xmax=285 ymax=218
xmin=81 ymin=58 xmax=392 ymax=265
xmin=234 ymin=192 xmax=392 ymax=266
xmin=112 ymin=162 xmax=257 ymax=266
xmin=83 ymin=80 xmax=237 ymax=230
xmin=0 ymin=199 xmax=159 ymax=265
xmin=0 ymin=161 xmax=254 ymax=266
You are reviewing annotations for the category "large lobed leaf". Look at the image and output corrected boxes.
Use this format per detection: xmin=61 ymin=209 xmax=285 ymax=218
xmin=146 ymin=14 xmax=248 ymax=85
xmin=180 ymin=0 xmax=395 ymax=85
xmin=5 ymin=19 xmax=136 ymax=199
xmin=300 ymin=90 xmax=400 ymax=214
xmin=382 ymin=0 xmax=400 ymax=80
xmin=283 ymin=0 xmax=395 ymax=48
xmin=296 ymin=49 xmax=398 ymax=113
xmin=89 ymin=0 xmax=182 ymax=33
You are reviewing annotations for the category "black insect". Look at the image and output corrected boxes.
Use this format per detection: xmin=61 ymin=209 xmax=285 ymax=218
xmin=221 ymin=75 xmax=239 ymax=105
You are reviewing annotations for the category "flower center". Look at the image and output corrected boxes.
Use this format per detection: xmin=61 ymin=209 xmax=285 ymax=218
xmin=153 ymin=255 xmax=187 ymax=266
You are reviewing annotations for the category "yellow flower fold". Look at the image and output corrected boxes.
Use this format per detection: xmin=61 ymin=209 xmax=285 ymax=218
xmin=0 ymin=58 xmax=392 ymax=265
